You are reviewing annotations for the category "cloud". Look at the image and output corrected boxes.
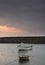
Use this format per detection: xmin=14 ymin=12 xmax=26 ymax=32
xmin=0 ymin=25 xmax=22 ymax=36
xmin=0 ymin=0 xmax=45 ymax=36
xmin=0 ymin=16 xmax=45 ymax=36
xmin=0 ymin=25 xmax=31 ymax=37
xmin=0 ymin=25 xmax=22 ymax=33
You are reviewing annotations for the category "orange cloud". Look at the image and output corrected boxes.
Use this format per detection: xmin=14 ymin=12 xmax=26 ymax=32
xmin=0 ymin=25 xmax=24 ymax=37
xmin=0 ymin=25 xmax=23 ymax=33
xmin=0 ymin=25 xmax=30 ymax=37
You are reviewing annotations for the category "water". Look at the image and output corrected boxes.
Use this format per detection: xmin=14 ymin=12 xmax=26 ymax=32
xmin=0 ymin=44 xmax=45 ymax=65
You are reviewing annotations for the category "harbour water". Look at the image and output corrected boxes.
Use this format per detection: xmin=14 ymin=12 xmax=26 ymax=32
xmin=0 ymin=44 xmax=45 ymax=65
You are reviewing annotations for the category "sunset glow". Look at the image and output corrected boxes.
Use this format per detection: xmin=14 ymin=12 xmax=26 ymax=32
xmin=0 ymin=25 xmax=22 ymax=33
xmin=0 ymin=25 xmax=24 ymax=36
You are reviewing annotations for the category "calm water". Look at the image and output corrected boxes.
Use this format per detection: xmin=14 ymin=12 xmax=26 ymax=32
xmin=0 ymin=44 xmax=45 ymax=65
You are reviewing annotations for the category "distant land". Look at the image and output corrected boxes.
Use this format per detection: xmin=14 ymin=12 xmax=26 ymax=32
xmin=0 ymin=36 xmax=45 ymax=44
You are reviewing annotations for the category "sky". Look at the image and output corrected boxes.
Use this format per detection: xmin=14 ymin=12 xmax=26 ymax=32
xmin=0 ymin=0 xmax=45 ymax=37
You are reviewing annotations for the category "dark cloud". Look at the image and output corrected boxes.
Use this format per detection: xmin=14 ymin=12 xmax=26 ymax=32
xmin=0 ymin=0 xmax=45 ymax=36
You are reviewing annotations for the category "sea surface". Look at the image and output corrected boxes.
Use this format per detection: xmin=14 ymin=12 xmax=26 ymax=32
xmin=0 ymin=44 xmax=45 ymax=65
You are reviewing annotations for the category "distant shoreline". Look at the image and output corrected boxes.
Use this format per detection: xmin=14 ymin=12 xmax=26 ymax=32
xmin=0 ymin=36 xmax=45 ymax=44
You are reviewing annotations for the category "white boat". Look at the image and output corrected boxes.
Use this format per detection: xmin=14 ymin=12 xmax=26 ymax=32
xmin=18 ymin=43 xmax=32 ymax=51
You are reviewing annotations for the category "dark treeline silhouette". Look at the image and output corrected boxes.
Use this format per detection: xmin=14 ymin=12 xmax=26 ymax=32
xmin=0 ymin=36 xmax=45 ymax=44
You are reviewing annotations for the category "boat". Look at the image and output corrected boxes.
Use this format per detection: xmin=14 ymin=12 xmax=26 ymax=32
xmin=19 ymin=55 xmax=29 ymax=62
xmin=18 ymin=43 xmax=32 ymax=51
